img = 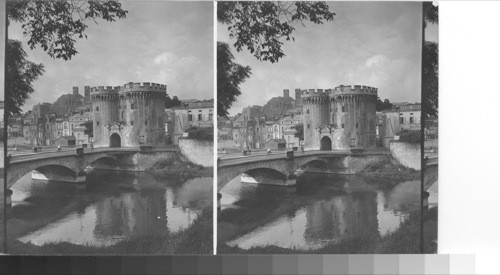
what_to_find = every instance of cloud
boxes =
[365,54,388,67]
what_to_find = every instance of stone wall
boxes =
[178,138,214,167]
[390,141,421,170]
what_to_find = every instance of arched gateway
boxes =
[320,136,332,151]
[110,133,121,148]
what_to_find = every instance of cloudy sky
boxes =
[219,2,430,116]
[7,1,213,112]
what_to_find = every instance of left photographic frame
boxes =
[2,0,214,255]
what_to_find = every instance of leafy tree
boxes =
[217,42,252,117]
[423,2,438,117]
[292,123,303,141]
[165,95,182,108]
[218,1,335,63]
[217,2,335,117]
[81,120,93,138]
[185,126,214,141]
[5,0,128,116]
[376,98,393,111]
[5,40,45,115]
[398,129,421,144]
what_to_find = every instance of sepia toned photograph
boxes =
[217,1,428,254]
[3,1,214,254]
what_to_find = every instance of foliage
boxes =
[5,40,45,116]
[165,95,182,108]
[376,98,393,111]
[80,120,93,137]
[185,126,213,141]
[398,129,421,144]
[5,0,128,115]
[7,0,128,60]
[218,1,335,63]
[217,42,252,117]
[423,2,438,117]
[423,41,438,118]
[292,123,303,141]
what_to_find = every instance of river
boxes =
[218,173,420,251]
[8,170,212,250]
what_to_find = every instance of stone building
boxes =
[303,85,378,150]
[262,89,296,118]
[91,82,167,148]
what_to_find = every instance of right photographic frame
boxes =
[217,1,437,254]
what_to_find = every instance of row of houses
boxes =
[9,98,215,147]
[8,111,93,147]
[218,102,422,150]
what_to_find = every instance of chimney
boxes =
[283,89,289,98]
[73,86,79,96]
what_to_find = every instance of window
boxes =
[306,109,310,114]
[342,123,345,129]
[410,117,414,124]
[188,114,193,121]
[198,114,202,121]
[122,112,124,119]
[307,124,310,129]
[399,117,404,124]
[145,120,148,126]
[342,106,346,112]
[199,110,202,112]
[209,114,213,120]
[131,103,136,109]
[97,121,100,126]
[131,121,134,125]
[96,106,99,111]
[356,123,359,128]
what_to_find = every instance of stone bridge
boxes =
[7,147,179,189]
[217,151,390,191]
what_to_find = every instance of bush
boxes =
[398,129,421,144]
[185,126,213,141]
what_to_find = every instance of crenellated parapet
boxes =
[90,86,120,101]
[120,82,167,94]
[332,85,378,97]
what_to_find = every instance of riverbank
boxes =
[6,207,213,255]
[356,158,420,181]
[148,155,213,178]
[218,210,420,254]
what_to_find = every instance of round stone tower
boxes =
[91,86,120,147]
[119,82,167,146]
[330,85,378,149]
[302,89,330,150]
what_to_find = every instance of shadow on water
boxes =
[218,173,420,252]
[7,170,212,253]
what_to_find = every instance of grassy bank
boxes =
[218,210,420,254]
[7,207,213,255]
[148,155,212,178]
[357,158,420,181]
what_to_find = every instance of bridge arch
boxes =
[84,155,119,168]
[242,168,288,183]
[320,136,332,151]
[8,163,79,189]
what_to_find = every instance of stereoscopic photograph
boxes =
[217,1,436,254]
[3,1,214,254]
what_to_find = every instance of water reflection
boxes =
[219,174,419,250]
[11,171,212,247]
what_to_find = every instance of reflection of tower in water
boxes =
[93,189,167,241]
[304,192,379,243]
